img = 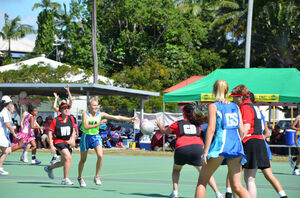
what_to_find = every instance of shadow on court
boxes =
[40,185,79,189]
[120,192,189,198]
[18,181,55,185]
[4,160,45,167]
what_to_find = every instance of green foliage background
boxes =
[1,0,299,115]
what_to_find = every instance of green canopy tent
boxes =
[163,68,300,105]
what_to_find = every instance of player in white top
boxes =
[0,96,17,175]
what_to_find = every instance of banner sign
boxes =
[200,93,279,102]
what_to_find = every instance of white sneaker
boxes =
[31,159,41,165]
[44,166,54,179]
[216,192,224,198]
[0,168,8,175]
[293,168,300,176]
[169,191,178,198]
[61,178,74,185]
[77,178,87,187]
[50,159,56,165]
[289,156,296,169]
[94,176,102,185]
[23,157,28,163]
[20,155,28,163]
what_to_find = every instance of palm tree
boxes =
[208,0,247,39]
[252,0,300,68]
[0,14,35,56]
[176,0,218,17]
[32,0,61,11]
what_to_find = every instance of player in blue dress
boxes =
[195,80,250,198]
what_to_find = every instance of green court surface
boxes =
[0,152,299,198]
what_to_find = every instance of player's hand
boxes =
[50,146,56,154]
[201,153,208,165]
[53,92,59,98]
[131,117,139,124]
[155,119,164,127]
[64,84,70,91]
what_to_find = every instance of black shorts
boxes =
[54,143,72,155]
[242,138,270,169]
[174,144,204,166]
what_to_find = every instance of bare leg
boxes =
[195,156,224,198]
[195,165,221,193]
[49,149,72,178]
[94,145,103,177]
[12,141,25,152]
[30,140,37,155]
[227,157,250,198]
[243,168,257,198]
[78,151,88,178]
[262,167,284,192]
[0,147,11,168]
[172,164,183,192]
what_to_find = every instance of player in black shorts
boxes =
[156,104,223,198]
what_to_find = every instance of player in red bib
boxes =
[44,103,76,185]
[230,85,286,198]
[156,104,223,198]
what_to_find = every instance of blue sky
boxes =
[0,0,70,41]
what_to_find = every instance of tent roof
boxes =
[0,83,159,99]
[163,76,205,93]
[163,68,300,104]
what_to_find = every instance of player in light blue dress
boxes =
[195,80,251,198]
[207,101,247,164]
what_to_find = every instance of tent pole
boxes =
[163,102,165,152]
[273,106,276,128]
[86,91,90,109]
[291,106,294,125]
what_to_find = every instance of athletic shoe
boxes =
[31,159,41,165]
[50,159,56,165]
[94,176,102,185]
[77,178,87,187]
[0,168,8,175]
[216,192,224,198]
[293,168,300,176]
[44,166,54,179]
[61,178,74,185]
[289,156,296,169]
[20,155,29,163]
[23,156,29,163]
[169,191,178,198]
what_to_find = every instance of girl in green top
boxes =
[77,98,138,187]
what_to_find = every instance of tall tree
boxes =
[32,0,61,58]
[252,0,300,68]
[0,13,35,56]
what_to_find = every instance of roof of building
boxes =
[0,37,35,53]
[163,76,205,93]
[0,83,160,99]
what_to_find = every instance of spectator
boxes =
[41,116,52,148]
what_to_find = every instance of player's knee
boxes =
[65,155,72,163]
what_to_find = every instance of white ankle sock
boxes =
[278,190,286,197]
[226,187,232,193]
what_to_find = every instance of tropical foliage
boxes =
[0,0,299,113]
